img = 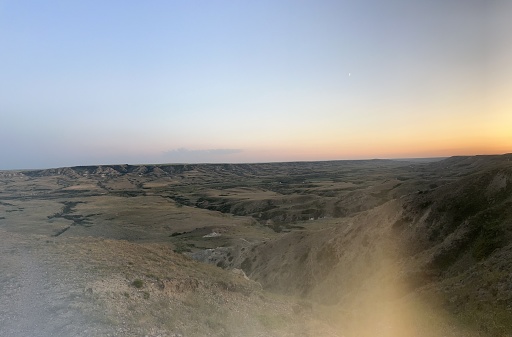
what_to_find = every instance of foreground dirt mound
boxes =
[0,230,336,337]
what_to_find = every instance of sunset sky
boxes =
[1,0,510,169]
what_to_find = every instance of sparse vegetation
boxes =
[173,242,192,253]
[2,154,512,336]
[131,279,144,289]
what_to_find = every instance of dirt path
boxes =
[0,233,110,337]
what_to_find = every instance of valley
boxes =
[1,154,512,336]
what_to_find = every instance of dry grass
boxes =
[2,155,512,336]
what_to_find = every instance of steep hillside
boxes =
[0,229,336,337]
[221,155,512,336]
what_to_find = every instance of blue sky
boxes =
[1,0,510,169]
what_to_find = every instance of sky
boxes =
[0,0,511,169]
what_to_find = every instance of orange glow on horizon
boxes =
[241,133,511,163]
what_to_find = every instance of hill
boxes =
[1,154,511,336]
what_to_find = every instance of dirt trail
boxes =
[0,233,110,337]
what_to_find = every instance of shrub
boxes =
[132,279,144,288]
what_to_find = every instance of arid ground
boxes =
[1,154,512,336]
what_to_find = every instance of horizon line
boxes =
[4,153,512,172]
